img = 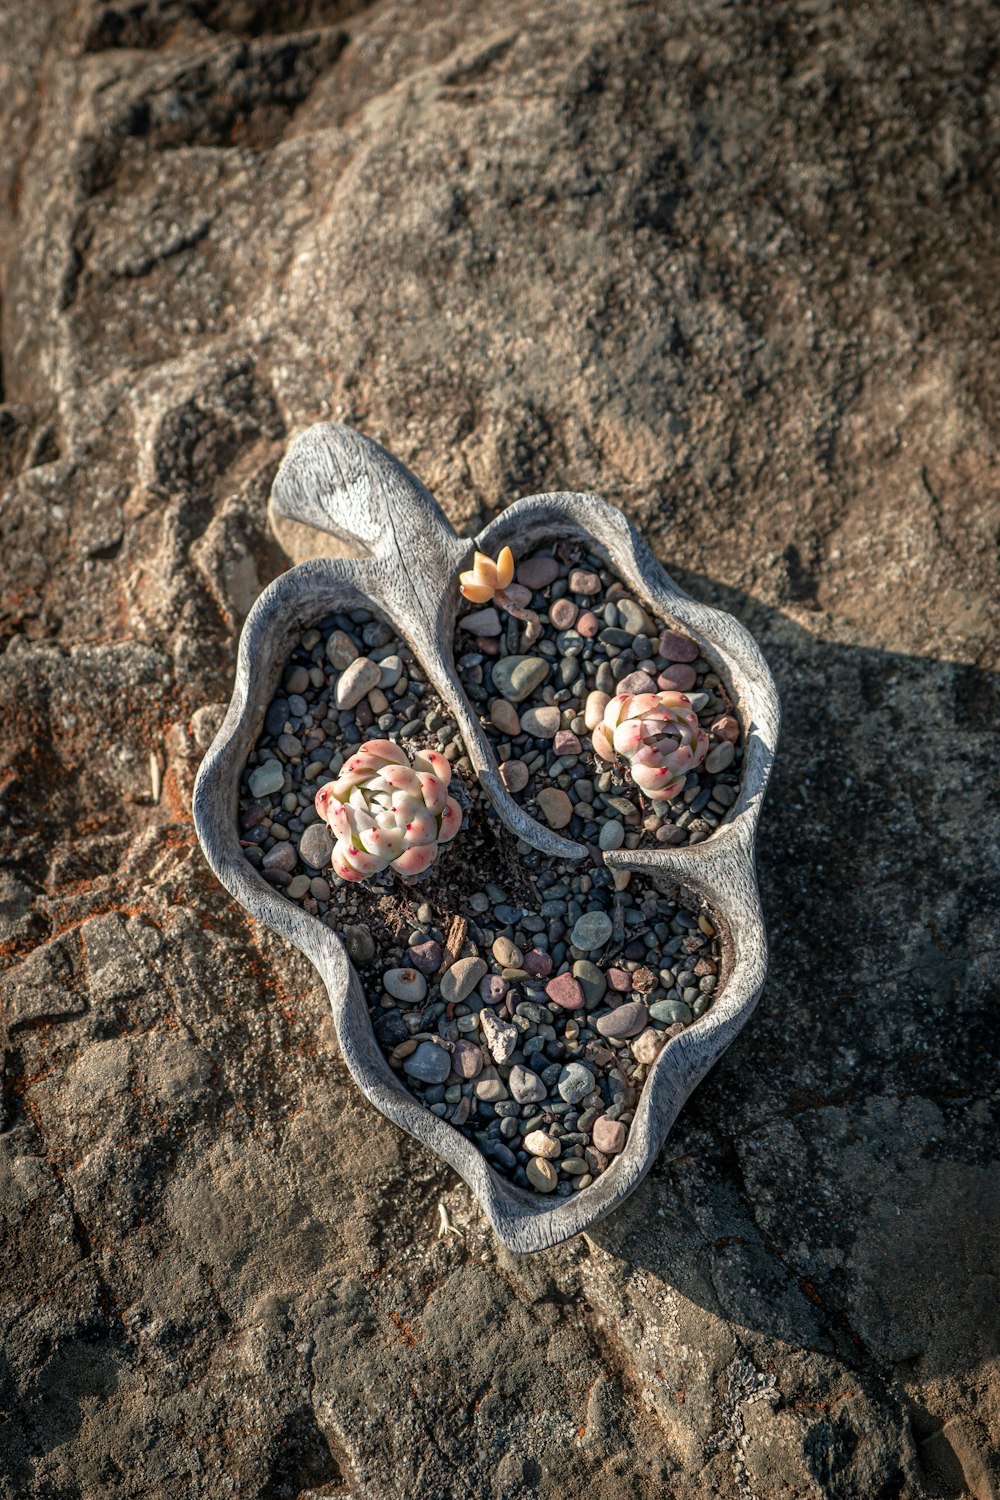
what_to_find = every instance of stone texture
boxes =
[0,2,997,1496]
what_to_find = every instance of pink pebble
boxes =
[659,630,699,662]
[523,948,553,978]
[545,972,585,1010]
[592,1115,627,1154]
[607,967,631,992]
[476,635,500,656]
[479,974,510,1005]
[576,611,600,638]
[553,729,582,755]
[658,664,697,692]
[451,1040,484,1079]
[711,715,740,744]
[569,569,601,595]
[408,939,443,975]
[517,556,560,590]
[617,670,657,695]
[549,598,578,630]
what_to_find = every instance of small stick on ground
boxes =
[440,915,468,972]
[437,1202,463,1240]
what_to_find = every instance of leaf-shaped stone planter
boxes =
[193,424,780,1252]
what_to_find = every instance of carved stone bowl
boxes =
[193,424,780,1252]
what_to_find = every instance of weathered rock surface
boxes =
[1,2,997,1497]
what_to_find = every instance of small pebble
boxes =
[460,607,502,636]
[262,843,296,872]
[408,939,443,975]
[658,664,697,692]
[509,1065,547,1104]
[524,1130,561,1159]
[440,957,487,1003]
[711,715,740,744]
[549,598,578,629]
[596,1001,648,1039]
[617,670,657,695]
[553,729,582,755]
[474,1067,508,1102]
[649,999,693,1024]
[592,1115,627,1154]
[584,690,610,730]
[248,762,284,799]
[451,1040,484,1079]
[558,1062,596,1104]
[336,657,381,709]
[568,569,601,595]
[403,1041,452,1085]
[383,967,427,1004]
[298,822,334,870]
[490,700,521,735]
[492,936,523,968]
[705,740,736,773]
[598,820,625,851]
[572,960,606,1005]
[545,973,585,1010]
[631,1028,666,1064]
[491,655,549,703]
[523,948,553,977]
[480,1008,519,1064]
[536,788,573,829]
[526,1158,559,1193]
[658,630,699,662]
[342,925,375,964]
[479,973,510,1005]
[521,705,561,739]
[517,555,560,589]
[570,911,613,951]
[500,760,530,793]
[326,631,359,669]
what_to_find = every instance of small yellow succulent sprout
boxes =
[459,546,515,604]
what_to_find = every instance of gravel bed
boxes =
[453,542,743,848]
[236,610,463,920]
[351,853,722,1197]
[236,608,723,1195]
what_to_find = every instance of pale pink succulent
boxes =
[314,740,462,882]
[592,691,708,801]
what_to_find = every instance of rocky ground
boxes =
[1,1,997,1497]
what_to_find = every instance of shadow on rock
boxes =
[588,570,998,1409]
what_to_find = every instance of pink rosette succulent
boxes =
[592,691,708,801]
[314,740,462,882]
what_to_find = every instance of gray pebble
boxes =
[704,740,736,774]
[248,762,285,799]
[298,822,334,870]
[570,911,613,951]
[403,1041,452,1085]
[557,1062,596,1104]
[509,1065,548,1104]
